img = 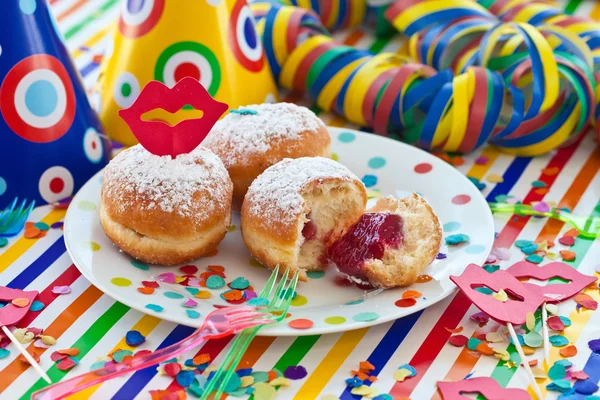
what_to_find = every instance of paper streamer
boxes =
[250,0,599,156]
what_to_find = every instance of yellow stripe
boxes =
[0,209,66,273]
[69,314,162,400]
[293,328,368,399]
[466,147,500,180]
[591,2,600,20]
[528,273,600,398]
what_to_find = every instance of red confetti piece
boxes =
[575,293,598,310]
[50,351,68,362]
[559,345,577,358]
[207,265,225,273]
[444,326,464,334]
[558,236,575,246]
[24,227,42,239]
[448,335,469,347]
[395,298,417,308]
[560,250,576,261]
[547,316,565,331]
[179,265,198,274]
[56,357,77,371]
[288,319,314,330]
[142,281,160,288]
[163,362,181,377]
[571,371,589,380]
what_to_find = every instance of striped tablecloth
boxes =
[2,0,600,399]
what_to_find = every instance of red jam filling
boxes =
[328,213,403,281]
[301,213,317,241]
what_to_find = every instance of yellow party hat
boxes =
[93,0,278,145]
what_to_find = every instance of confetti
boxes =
[492,289,508,302]
[548,363,566,380]
[58,348,80,357]
[444,326,463,334]
[467,177,486,191]
[137,287,154,295]
[515,240,534,249]
[448,335,468,347]
[0,348,9,359]
[470,312,489,324]
[176,370,195,387]
[531,180,547,188]
[253,382,276,400]
[574,293,597,310]
[395,298,417,307]
[284,365,307,380]
[182,298,198,308]
[145,304,163,312]
[494,349,510,361]
[526,312,536,330]
[467,338,481,351]
[546,379,572,393]
[476,343,495,355]
[546,304,559,315]
[40,335,56,346]
[532,202,550,213]
[532,367,547,379]
[179,265,198,275]
[195,290,211,299]
[56,357,77,371]
[560,250,576,261]
[549,335,569,347]
[24,227,42,239]
[186,310,200,319]
[521,243,538,255]
[475,156,488,165]
[445,234,469,245]
[157,272,176,284]
[503,361,517,369]
[547,316,565,331]
[393,369,412,382]
[0,238,8,248]
[112,349,133,363]
[29,300,44,312]
[564,228,580,237]
[142,281,160,288]
[269,377,290,387]
[486,332,504,343]
[525,254,543,264]
[50,351,67,362]
[125,330,146,347]
[524,332,543,348]
[11,298,29,308]
[230,277,250,290]
[559,345,577,358]
[574,379,599,394]
[589,339,600,352]
[486,173,504,183]
[483,264,500,273]
[13,329,34,343]
[571,371,589,380]
[558,236,575,246]
[206,275,225,289]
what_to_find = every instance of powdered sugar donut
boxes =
[241,157,367,281]
[204,103,331,209]
[328,193,442,288]
[100,144,233,265]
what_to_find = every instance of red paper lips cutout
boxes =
[438,377,530,400]
[119,77,228,158]
[450,264,545,325]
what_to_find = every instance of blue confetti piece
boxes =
[186,310,201,319]
[34,222,49,231]
[125,330,146,347]
[515,240,534,249]
[548,363,566,380]
[185,287,199,296]
[186,385,204,397]
[90,360,107,370]
[467,338,481,351]
[549,335,569,347]
[0,348,9,359]
[176,370,196,387]
[474,287,493,294]
[445,233,470,245]
[509,334,525,346]
[230,108,257,115]
[145,303,163,312]
[345,377,363,387]
[521,244,538,254]
[30,300,44,312]
[483,264,500,273]
[248,298,268,307]
[467,176,486,191]
[206,275,225,289]
[436,253,447,260]
[372,395,394,400]
[546,379,573,393]
[557,390,577,400]
[224,374,242,393]
[398,364,417,377]
[574,379,599,395]
[230,277,250,290]
[554,359,573,368]
[237,368,253,377]
[525,254,544,264]
[184,359,197,368]
[112,350,133,363]
[559,316,572,327]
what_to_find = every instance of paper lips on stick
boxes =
[95,0,277,146]
[0,0,110,208]
[437,377,531,400]
[119,78,228,158]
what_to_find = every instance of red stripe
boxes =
[19,264,81,328]
[389,139,581,398]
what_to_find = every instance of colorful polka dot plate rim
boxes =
[63,127,494,336]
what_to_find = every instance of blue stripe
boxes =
[7,237,66,289]
[111,324,196,399]
[485,156,532,202]
[339,312,421,399]
[79,61,99,78]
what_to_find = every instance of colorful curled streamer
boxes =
[250,0,600,156]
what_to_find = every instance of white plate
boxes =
[64,127,494,336]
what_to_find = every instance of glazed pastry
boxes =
[328,193,442,288]
[100,145,233,265]
[241,157,367,281]
[204,103,331,209]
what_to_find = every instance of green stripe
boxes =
[22,302,130,399]
[64,0,120,40]
[369,34,395,55]
[480,199,600,395]
[564,0,582,15]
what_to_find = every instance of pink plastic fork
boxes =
[31,306,273,400]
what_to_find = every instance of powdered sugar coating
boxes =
[203,103,325,167]
[102,144,230,220]
[246,157,363,225]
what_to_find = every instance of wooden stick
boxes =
[2,325,51,383]
[506,322,543,400]
[541,302,550,370]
